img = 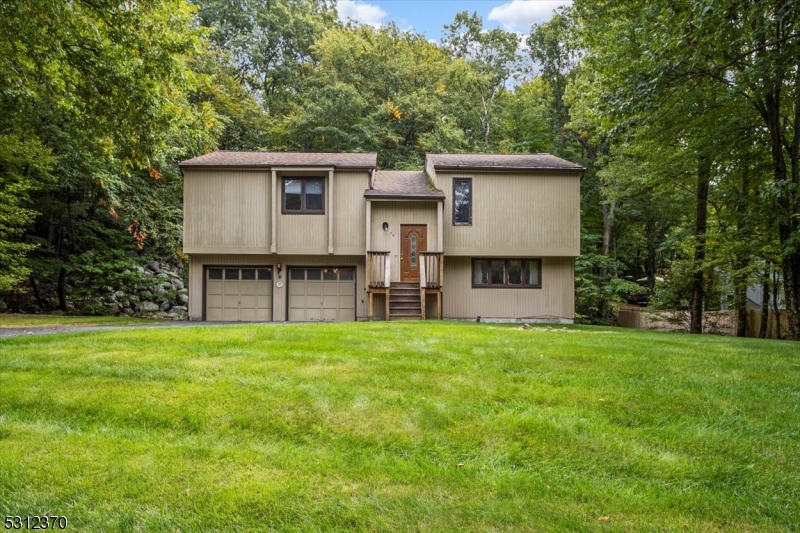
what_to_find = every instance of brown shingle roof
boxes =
[365,171,444,201]
[426,153,584,171]
[179,151,378,169]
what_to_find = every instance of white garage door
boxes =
[288,267,356,321]
[206,267,273,321]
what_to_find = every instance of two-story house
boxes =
[179,151,583,322]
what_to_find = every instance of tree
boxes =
[442,12,522,149]
[0,0,222,309]
[574,0,800,339]
[194,0,336,114]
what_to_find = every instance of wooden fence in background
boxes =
[618,304,788,339]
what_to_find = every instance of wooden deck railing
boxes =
[367,251,391,288]
[420,252,443,289]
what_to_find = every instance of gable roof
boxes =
[179,151,378,169]
[365,171,445,201]
[426,153,584,172]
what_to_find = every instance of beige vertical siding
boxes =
[184,169,368,255]
[333,171,369,254]
[188,254,367,321]
[369,201,439,283]
[275,170,368,254]
[437,171,581,257]
[183,170,270,253]
[442,257,574,320]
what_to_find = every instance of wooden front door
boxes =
[400,225,427,282]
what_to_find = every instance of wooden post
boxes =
[369,292,374,321]
[385,288,390,320]
[437,292,442,320]
[366,252,372,287]
[421,288,426,320]
[439,254,444,289]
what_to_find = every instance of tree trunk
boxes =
[734,270,748,337]
[773,269,783,340]
[29,273,45,311]
[761,89,799,340]
[690,155,711,334]
[57,266,67,312]
[597,197,617,321]
[733,169,750,337]
[645,210,657,290]
[760,269,770,339]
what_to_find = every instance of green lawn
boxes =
[0,314,162,328]
[1,322,798,532]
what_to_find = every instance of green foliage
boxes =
[0,135,55,292]
[575,231,641,322]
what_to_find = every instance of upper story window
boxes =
[283,177,324,214]
[453,178,472,225]
[472,259,542,288]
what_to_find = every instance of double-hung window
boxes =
[472,259,542,288]
[283,177,324,214]
[453,178,472,225]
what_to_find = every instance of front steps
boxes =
[389,282,421,320]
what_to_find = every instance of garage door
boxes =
[288,267,356,321]
[206,267,273,321]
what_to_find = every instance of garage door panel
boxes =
[207,281,223,295]
[339,281,355,295]
[257,283,271,296]
[305,282,322,296]
[206,267,273,322]
[222,308,240,321]
[240,282,257,295]
[322,283,339,295]
[287,266,356,322]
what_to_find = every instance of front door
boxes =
[400,225,427,282]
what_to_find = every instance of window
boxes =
[283,177,324,214]
[453,178,472,225]
[472,259,541,288]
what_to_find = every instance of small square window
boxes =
[323,268,337,281]
[306,268,322,280]
[258,269,272,281]
[290,269,305,280]
[283,177,325,214]
[208,268,223,280]
[225,269,239,280]
[241,269,256,280]
[339,268,355,281]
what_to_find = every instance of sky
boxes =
[336,0,572,40]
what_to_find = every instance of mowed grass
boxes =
[0,314,161,328]
[1,323,799,532]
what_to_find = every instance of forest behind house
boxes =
[1,0,799,339]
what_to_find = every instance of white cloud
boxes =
[337,0,387,28]
[488,0,572,32]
